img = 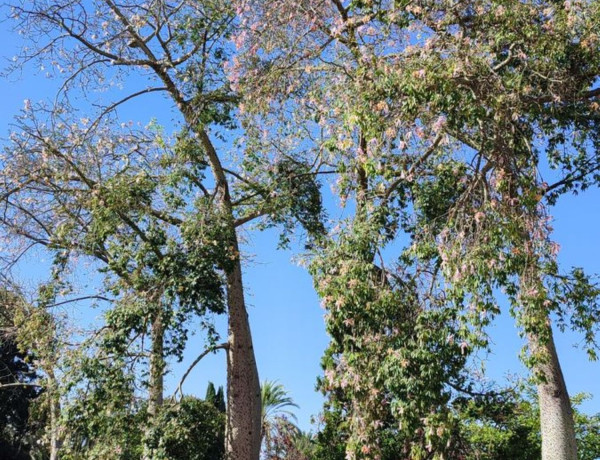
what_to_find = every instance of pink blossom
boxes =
[325,369,335,384]
[432,115,447,132]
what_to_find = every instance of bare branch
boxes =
[0,382,43,390]
[174,342,228,399]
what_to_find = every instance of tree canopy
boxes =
[1,0,599,459]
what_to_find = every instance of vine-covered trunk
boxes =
[225,248,261,460]
[143,312,165,460]
[148,313,165,416]
[529,324,577,460]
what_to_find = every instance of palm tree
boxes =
[260,380,299,452]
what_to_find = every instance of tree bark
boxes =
[529,324,578,460]
[190,126,262,459]
[143,311,165,460]
[225,250,262,460]
[48,371,62,460]
[148,312,165,416]
[49,399,61,460]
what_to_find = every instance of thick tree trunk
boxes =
[191,127,261,459]
[529,324,577,460]
[225,251,262,460]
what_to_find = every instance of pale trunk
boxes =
[508,168,578,460]
[49,398,61,460]
[529,324,577,460]
[225,250,262,460]
[48,371,62,460]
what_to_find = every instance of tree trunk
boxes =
[189,127,261,458]
[148,312,165,416]
[48,371,62,460]
[49,398,61,460]
[529,323,577,460]
[225,250,262,460]
[143,312,165,460]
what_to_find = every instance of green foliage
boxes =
[145,397,225,460]
[0,288,45,460]
[453,391,542,460]
[215,387,226,413]
[311,407,347,460]
[310,214,471,458]
[205,381,217,405]
[261,380,301,456]
[453,389,600,460]
[312,383,600,460]
[61,394,226,460]
[261,380,299,424]
[60,358,141,460]
[573,394,600,460]
[237,146,327,248]
[205,381,226,413]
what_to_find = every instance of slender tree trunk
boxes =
[148,312,165,416]
[48,371,62,460]
[529,323,577,460]
[143,312,165,460]
[49,398,61,460]
[225,248,262,460]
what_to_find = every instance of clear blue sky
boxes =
[1,12,598,434]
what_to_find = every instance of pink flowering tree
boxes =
[1,1,324,458]
[233,0,600,458]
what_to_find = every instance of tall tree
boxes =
[234,0,600,457]
[2,1,323,457]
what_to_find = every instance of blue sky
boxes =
[1,12,599,434]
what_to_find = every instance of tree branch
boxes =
[174,342,228,399]
[0,382,43,390]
